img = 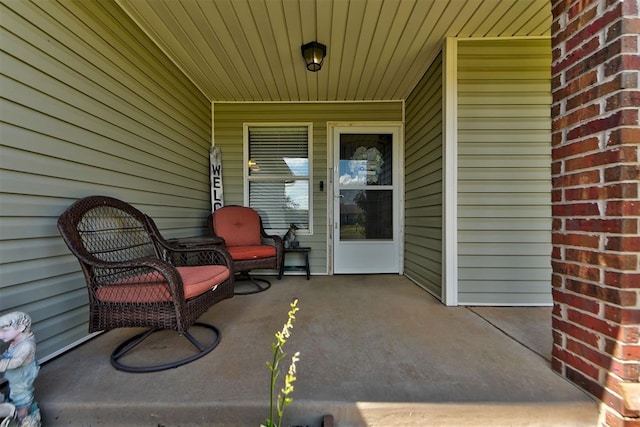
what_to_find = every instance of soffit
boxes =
[116,0,551,102]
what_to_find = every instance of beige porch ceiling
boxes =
[115,0,551,102]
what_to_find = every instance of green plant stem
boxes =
[268,350,279,426]
[265,299,299,427]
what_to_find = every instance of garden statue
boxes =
[0,312,41,427]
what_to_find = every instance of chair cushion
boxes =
[227,245,276,261]
[96,265,230,303]
[213,206,262,247]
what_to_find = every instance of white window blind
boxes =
[247,125,310,231]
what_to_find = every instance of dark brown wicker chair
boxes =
[208,206,283,295]
[57,195,234,372]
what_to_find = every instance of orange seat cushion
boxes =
[227,245,276,261]
[96,265,230,303]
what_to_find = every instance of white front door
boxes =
[332,125,402,274]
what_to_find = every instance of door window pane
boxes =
[339,134,392,186]
[339,190,393,240]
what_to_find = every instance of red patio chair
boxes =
[208,206,283,295]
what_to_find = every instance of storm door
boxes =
[332,125,401,273]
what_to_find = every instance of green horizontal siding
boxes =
[1,1,212,360]
[404,52,444,298]
[457,38,552,306]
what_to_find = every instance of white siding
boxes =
[404,52,444,298]
[1,1,212,360]
[213,102,403,275]
[456,38,552,305]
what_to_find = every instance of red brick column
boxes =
[550,0,640,425]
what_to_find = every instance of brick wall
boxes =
[550,0,640,425]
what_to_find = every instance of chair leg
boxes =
[110,322,221,373]
[233,272,271,295]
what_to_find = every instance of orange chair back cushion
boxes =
[213,206,262,247]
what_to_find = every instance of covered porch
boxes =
[34,275,597,426]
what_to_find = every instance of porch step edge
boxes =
[41,399,599,426]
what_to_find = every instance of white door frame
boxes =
[327,122,404,275]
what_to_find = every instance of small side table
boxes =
[279,247,311,280]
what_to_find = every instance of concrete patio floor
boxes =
[33,275,598,426]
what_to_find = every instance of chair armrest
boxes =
[144,214,233,272]
[158,240,234,273]
[260,233,283,249]
[260,234,284,267]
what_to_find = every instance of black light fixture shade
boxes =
[301,41,326,72]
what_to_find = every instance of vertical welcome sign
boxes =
[210,146,224,211]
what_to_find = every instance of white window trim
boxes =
[243,122,314,235]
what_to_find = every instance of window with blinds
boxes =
[246,125,311,231]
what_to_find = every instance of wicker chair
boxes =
[57,195,234,372]
[208,206,283,295]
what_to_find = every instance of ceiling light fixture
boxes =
[301,41,326,72]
